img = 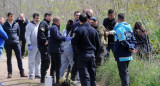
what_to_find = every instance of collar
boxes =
[44,19,50,24]
[52,23,60,28]
[80,23,90,26]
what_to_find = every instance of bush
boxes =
[97,56,160,86]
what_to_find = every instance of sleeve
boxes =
[0,25,8,40]
[38,23,48,44]
[71,29,80,47]
[25,24,31,45]
[51,27,65,42]
[116,28,131,49]
[17,24,20,37]
[95,32,100,55]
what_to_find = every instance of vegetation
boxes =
[0,0,159,85]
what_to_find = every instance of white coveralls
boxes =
[25,22,41,76]
[60,29,74,78]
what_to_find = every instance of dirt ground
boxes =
[0,53,81,86]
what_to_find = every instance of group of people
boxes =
[0,8,151,86]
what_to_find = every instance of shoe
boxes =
[40,78,44,83]
[20,73,28,77]
[29,75,34,79]
[35,75,41,79]
[56,83,61,86]
[7,74,12,78]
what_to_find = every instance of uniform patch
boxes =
[41,27,45,31]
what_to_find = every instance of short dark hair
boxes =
[44,12,52,18]
[74,11,80,15]
[86,12,92,19]
[33,13,39,18]
[108,9,114,14]
[118,13,125,21]
[79,13,88,23]
[7,12,14,17]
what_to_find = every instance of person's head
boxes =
[44,12,52,22]
[87,9,94,17]
[79,13,88,24]
[33,13,40,23]
[66,19,74,31]
[53,17,60,26]
[74,11,81,20]
[19,13,25,20]
[118,13,125,23]
[89,17,98,27]
[108,9,115,20]
[0,17,5,25]
[86,12,92,22]
[133,22,147,35]
[7,12,14,21]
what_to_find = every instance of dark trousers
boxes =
[50,53,61,83]
[39,46,50,82]
[5,44,24,75]
[117,61,130,86]
[78,53,96,86]
[71,49,78,80]
[106,44,114,59]
[20,36,26,56]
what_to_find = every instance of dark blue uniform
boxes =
[72,23,100,86]
[48,23,66,83]
[37,19,50,83]
[15,18,29,56]
[3,20,24,75]
[70,21,80,80]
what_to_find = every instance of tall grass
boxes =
[97,55,160,86]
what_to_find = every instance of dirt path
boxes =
[0,53,81,86]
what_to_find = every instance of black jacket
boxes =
[3,20,20,45]
[48,23,66,54]
[15,18,29,39]
[71,23,100,55]
[37,19,50,47]
[103,18,117,44]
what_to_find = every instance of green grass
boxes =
[97,54,160,86]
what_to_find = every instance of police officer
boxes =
[72,13,100,86]
[3,12,27,78]
[37,12,52,83]
[16,13,29,57]
[103,9,117,60]
[113,13,137,86]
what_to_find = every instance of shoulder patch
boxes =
[41,27,45,31]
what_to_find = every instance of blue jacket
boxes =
[0,24,8,48]
[71,23,100,55]
[3,20,20,45]
[113,22,134,62]
[48,23,66,54]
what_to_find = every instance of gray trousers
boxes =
[60,51,74,78]
[28,46,41,76]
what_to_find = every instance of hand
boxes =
[65,37,72,41]
[105,31,109,36]
[129,49,138,53]
[45,41,48,46]
[28,45,33,50]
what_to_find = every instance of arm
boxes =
[0,25,8,40]
[17,24,20,37]
[51,26,66,42]
[25,24,32,45]
[71,29,80,47]
[38,23,48,45]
